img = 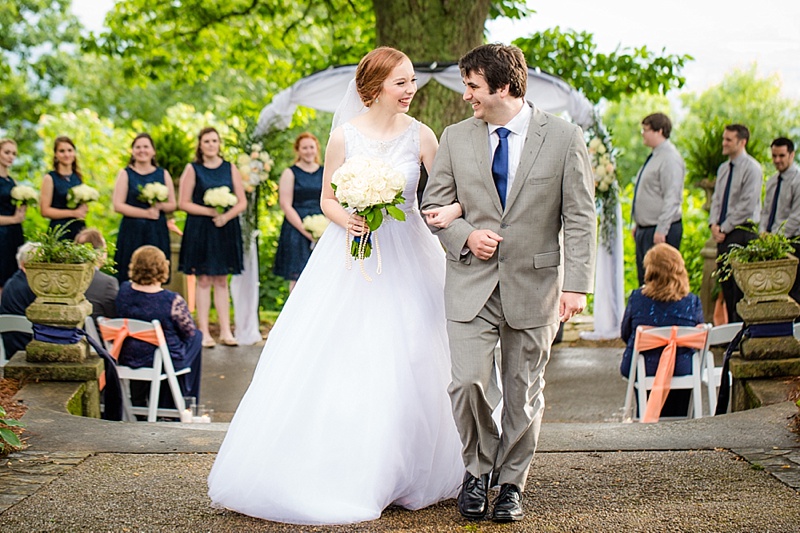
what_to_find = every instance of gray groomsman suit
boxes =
[422,102,596,490]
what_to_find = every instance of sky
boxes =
[72,0,800,99]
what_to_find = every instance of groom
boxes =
[422,44,596,522]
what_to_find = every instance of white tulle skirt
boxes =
[207,211,464,525]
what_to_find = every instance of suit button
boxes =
[499,256,506,262]
[500,223,508,229]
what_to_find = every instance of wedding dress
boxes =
[207,120,464,525]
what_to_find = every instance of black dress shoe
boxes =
[492,483,524,522]
[457,471,490,520]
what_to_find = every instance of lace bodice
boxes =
[343,121,421,212]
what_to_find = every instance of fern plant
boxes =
[27,223,100,265]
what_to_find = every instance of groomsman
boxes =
[630,113,685,286]
[760,137,800,303]
[709,124,763,322]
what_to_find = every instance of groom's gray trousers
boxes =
[447,284,558,491]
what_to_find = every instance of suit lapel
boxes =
[505,104,547,211]
[469,119,504,213]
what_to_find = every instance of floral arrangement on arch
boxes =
[586,117,620,251]
[237,143,273,193]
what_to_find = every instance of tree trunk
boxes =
[373,0,490,136]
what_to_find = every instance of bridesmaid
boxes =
[112,133,177,284]
[0,139,26,295]
[40,136,87,240]
[178,127,246,348]
[273,132,324,292]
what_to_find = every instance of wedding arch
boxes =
[232,63,623,344]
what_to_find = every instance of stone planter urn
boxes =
[732,255,798,303]
[24,262,94,363]
[732,254,800,360]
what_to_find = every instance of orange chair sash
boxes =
[99,319,160,361]
[634,325,708,423]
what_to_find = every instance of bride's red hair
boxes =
[355,47,409,108]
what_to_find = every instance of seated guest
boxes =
[116,245,202,408]
[75,228,118,320]
[0,242,39,357]
[620,244,704,417]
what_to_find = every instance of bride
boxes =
[207,47,465,525]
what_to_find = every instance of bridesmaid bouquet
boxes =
[302,214,329,241]
[10,184,38,207]
[66,184,100,208]
[203,186,238,213]
[331,156,406,280]
[137,182,169,206]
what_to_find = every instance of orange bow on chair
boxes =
[99,318,162,361]
[634,325,709,423]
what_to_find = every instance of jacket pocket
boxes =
[533,250,561,269]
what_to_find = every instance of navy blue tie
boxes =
[492,127,511,208]
[718,162,734,225]
[630,153,653,223]
[767,174,783,232]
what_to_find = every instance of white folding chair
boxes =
[794,322,800,339]
[97,317,189,422]
[83,315,102,354]
[700,322,741,415]
[623,324,710,422]
[0,314,33,366]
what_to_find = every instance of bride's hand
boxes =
[346,214,368,236]
[423,202,463,229]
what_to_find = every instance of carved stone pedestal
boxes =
[736,299,800,360]
[24,262,94,363]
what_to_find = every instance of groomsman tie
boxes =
[718,162,734,225]
[492,127,511,209]
[766,174,783,232]
[630,153,653,224]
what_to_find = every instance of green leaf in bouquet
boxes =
[368,209,383,232]
[385,205,405,221]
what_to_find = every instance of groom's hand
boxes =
[467,230,503,260]
[559,291,586,322]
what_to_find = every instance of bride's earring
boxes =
[375,97,380,104]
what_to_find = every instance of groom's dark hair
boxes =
[459,44,527,98]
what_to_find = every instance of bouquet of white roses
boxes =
[302,214,329,240]
[137,182,169,206]
[331,156,406,280]
[66,184,100,208]
[203,186,238,214]
[237,143,274,193]
[10,184,38,207]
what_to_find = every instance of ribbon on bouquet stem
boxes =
[345,227,382,282]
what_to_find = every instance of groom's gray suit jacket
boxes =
[422,103,596,329]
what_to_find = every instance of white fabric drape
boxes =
[231,230,262,345]
[255,65,594,136]
[580,202,625,340]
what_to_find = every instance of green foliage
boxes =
[0,404,24,453]
[0,1,82,152]
[28,224,101,265]
[680,189,710,296]
[87,0,373,91]
[513,27,692,104]
[602,92,673,187]
[677,66,800,171]
[682,119,730,186]
[716,227,800,281]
